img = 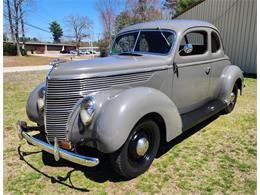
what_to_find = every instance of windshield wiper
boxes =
[118,52,142,56]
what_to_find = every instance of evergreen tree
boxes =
[49,21,63,43]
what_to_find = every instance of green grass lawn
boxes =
[4,71,256,194]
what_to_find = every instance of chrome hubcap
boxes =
[136,137,149,157]
[230,92,235,104]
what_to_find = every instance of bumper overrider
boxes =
[17,120,99,167]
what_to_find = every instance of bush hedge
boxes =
[4,43,17,56]
[4,43,27,56]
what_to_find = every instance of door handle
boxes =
[173,62,179,78]
[205,66,211,75]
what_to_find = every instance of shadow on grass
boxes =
[17,145,90,192]
[157,114,219,157]
[17,114,220,191]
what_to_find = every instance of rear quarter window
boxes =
[211,31,221,53]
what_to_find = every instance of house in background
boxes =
[4,41,76,55]
[175,0,256,74]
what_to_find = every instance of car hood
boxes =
[49,55,172,79]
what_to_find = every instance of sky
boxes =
[4,0,125,42]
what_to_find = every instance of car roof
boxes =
[119,19,218,34]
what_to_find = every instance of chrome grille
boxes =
[45,71,153,141]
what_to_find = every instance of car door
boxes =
[171,28,211,114]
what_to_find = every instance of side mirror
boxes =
[183,43,193,54]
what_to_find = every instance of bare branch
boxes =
[96,0,118,40]
[66,15,93,55]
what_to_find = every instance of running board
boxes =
[181,99,226,132]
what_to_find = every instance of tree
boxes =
[176,0,200,14]
[49,21,63,43]
[127,0,163,22]
[18,36,40,42]
[96,0,119,57]
[98,38,110,57]
[4,0,26,56]
[13,0,22,56]
[162,0,199,18]
[19,0,25,48]
[162,0,177,19]
[114,0,163,34]
[98,0,164,56]
[96,0,118,42]
[66,15,93,55]
[114,11,132,34]
[3,33,9,41]
[5,0,15,43]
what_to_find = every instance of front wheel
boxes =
[110,119,160,179]
[222,84,238,114]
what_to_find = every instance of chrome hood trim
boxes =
[49,54,172,80]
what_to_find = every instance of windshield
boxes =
[111,30,176,55]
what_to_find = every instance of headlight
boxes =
[80,96,95,126]
[37,87,46,112]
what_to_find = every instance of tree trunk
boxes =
[14,0,21,56]
[76,42,80,56]
[6,0,15,43]
[76,36,80,56]
[19,0,25,50]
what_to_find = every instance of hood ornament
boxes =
[47,59,66,79]
[49,58,66,67]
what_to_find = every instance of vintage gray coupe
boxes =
[18,19,244,178]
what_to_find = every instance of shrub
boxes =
[98,38,110,57]
[4,43,17,56]
[4,43,27,56]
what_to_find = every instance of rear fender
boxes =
[219,65,244,104]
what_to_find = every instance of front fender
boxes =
[219,65,244,103]
[67,87,182,153]
[26,82,45,125]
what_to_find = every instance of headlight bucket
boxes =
[80,96,95,126]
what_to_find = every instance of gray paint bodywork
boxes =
[26,19,244,153]
[67,87,182,153]
[26,82,45,125]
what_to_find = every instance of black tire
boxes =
[222,84,238,114]
[110,119,160,179]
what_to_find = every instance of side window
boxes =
[179,30,208,56]
[211,31,221,53]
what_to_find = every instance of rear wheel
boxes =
[222,84,238,114]
[110,119,160,179]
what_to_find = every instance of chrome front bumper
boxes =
[17,121,99,167]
